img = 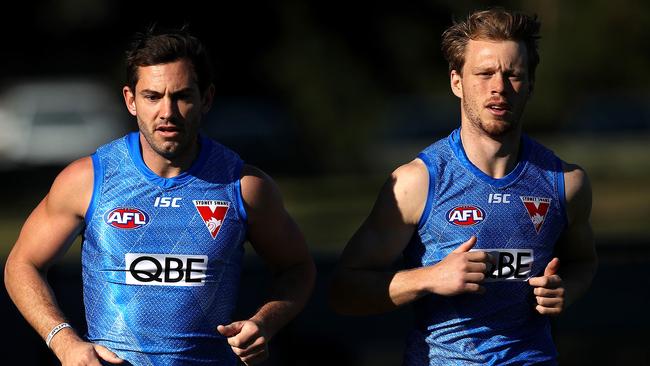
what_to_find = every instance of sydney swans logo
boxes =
[520,196,551,234]
[193,200,230,239]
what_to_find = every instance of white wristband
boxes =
[45,322,72,348]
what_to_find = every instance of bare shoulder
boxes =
[7,156,94,268]
[387,158,429,225]
[562,161,592,224]
[337,159,427,268]
[240,164,282,213]
[47,156,95,218]
[54,156,94,183]
[239,165,308,266]
[392,158,429,188]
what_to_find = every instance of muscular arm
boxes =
[217,165,316,364]
[242,164,316,335]
[329,160,489,315]
[4,157,122,365]
[557,163,597,307]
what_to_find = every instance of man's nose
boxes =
[490,73,506,94]
[159,96,176,120]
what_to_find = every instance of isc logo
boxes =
[447,205,485,226]
[154,197,182,208]
[477,249,534,282]
[488,193,511,204]
[125,253,208,286]
[104,208,150,229]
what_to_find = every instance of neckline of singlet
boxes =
[448,128,530,188]
[126,131,211,189]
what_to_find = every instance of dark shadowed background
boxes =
[1,0,649,364]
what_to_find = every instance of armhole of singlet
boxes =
[556,159,568,227]
[234,160,248,225]
[416,153,437,230]
[84,152,103,225]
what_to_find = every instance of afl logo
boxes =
[104,207,150,229]
[447,205,485,226]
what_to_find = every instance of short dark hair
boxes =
[125,24,214,94]
[441,8,541,83]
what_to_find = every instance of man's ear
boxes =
[123,86,137,116]
[201,84,215,114]
[450,70,463,99]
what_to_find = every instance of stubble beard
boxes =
[139,121,190,160]
[462,96,521,138]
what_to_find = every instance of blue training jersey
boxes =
[402,128,567,365]
[81,132,248,365]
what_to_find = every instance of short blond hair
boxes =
[441,8,541,82]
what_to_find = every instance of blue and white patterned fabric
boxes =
[82,132,248,365]
[403,128,567,365]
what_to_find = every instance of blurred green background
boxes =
[1,0,649,365]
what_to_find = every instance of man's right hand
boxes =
[53,336,123,366]
[425,236,491,296]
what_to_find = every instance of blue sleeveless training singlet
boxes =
[402,128,567,365]
[82,132,247,365]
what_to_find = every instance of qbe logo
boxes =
[447,205,485,226]
[125,253,208,286]
[104,207,150,229]
[472,249,534,282]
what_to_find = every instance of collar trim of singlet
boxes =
[126,131,210,189]
[448,128,530,188]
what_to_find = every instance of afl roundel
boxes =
[447,205,485,226]
[104,207,150,229]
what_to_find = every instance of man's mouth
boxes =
[485,101,511,116]
[156,125,181,137]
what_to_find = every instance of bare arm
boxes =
[529,163,598,315]
[329,160,490,315]
[4,157,122,365]
[557,163,597,306]
[217,164,316,365]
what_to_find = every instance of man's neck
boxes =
[459,123,522,179]
[139,135,199,178]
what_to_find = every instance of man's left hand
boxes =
[528,257,565,316]
[217,320,269,365]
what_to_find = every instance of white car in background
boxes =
[0,79,129,168]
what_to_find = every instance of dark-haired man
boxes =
[330,8,596,365]
[5,27,315,366]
